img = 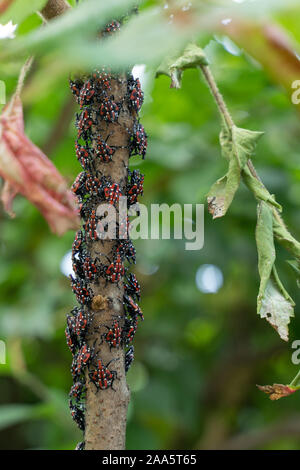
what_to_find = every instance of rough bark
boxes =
[84,76,134,450]
[40,0,142,450]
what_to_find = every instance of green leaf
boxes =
[0,0,47,24]
[242,165,282,210]
[207,123,263,219]
[287,259,300,288]
[273,214,300,258]
[156,43,208,88]
[256,201,276,311]
[256,201,295,341]
[1,0,139,58]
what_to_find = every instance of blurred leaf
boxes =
[0,0,140,58]
[0,62,80,235]
[0,404,40,430]
[220,19,300,110]
[0,0,47,24]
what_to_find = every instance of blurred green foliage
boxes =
[0,0,300,450]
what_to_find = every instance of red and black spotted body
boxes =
[105,253,125,283]
[125,346,134,373]
[69,400,85,431]
[65,321,78,355]
[92,70,112,92]
[85,209,103,241]
[123,316,138,346]
[130,122,147,158]
[118,216,130,240]
[70,275,93,306]
[85,173,102,197]
[123,294,144,321]
[124,273,140,300]
[72,307,91,344]
[83,255,99,282]
[127,169,144,205]
[99,97,120,122]
[103,320,122,349]
[89,359,117,391]
[69,79,83,102]
[127,78,144,112]
[75,141,94,171]
[104,182,122,206]
[71,343,94,381]
[116,239,136,264]
[71,171,87,202]
[103,20,121,35]
[76,108,95,140]
[79,79,96,108]
[94,136,115,163]
[72,230,84,257]
[69,381,86,403]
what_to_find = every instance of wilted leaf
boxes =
[242,165,282,210]
[156,54,183,89]
[256,201,276,311]
[157,43,208,89]
[257,383,298,401]
[207,123,263,219]
[0,63,80,235]
[259,268,294,341]
[287,259,300,288]
[272,213,300,258]
[255,202,294,341]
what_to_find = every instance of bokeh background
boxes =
[0,0,300,450]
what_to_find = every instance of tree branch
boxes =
[200,63,300,260]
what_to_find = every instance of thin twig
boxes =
[199,63,300,259]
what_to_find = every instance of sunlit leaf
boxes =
[0,0,47,24]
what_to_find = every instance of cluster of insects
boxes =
[68,17,147,449]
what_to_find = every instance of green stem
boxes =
[199,63,300,260]
[289,368,300,387]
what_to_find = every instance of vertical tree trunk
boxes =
[41,1,146,450]
[83,74,134,450]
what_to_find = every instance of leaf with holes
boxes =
[256,201,295,341]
